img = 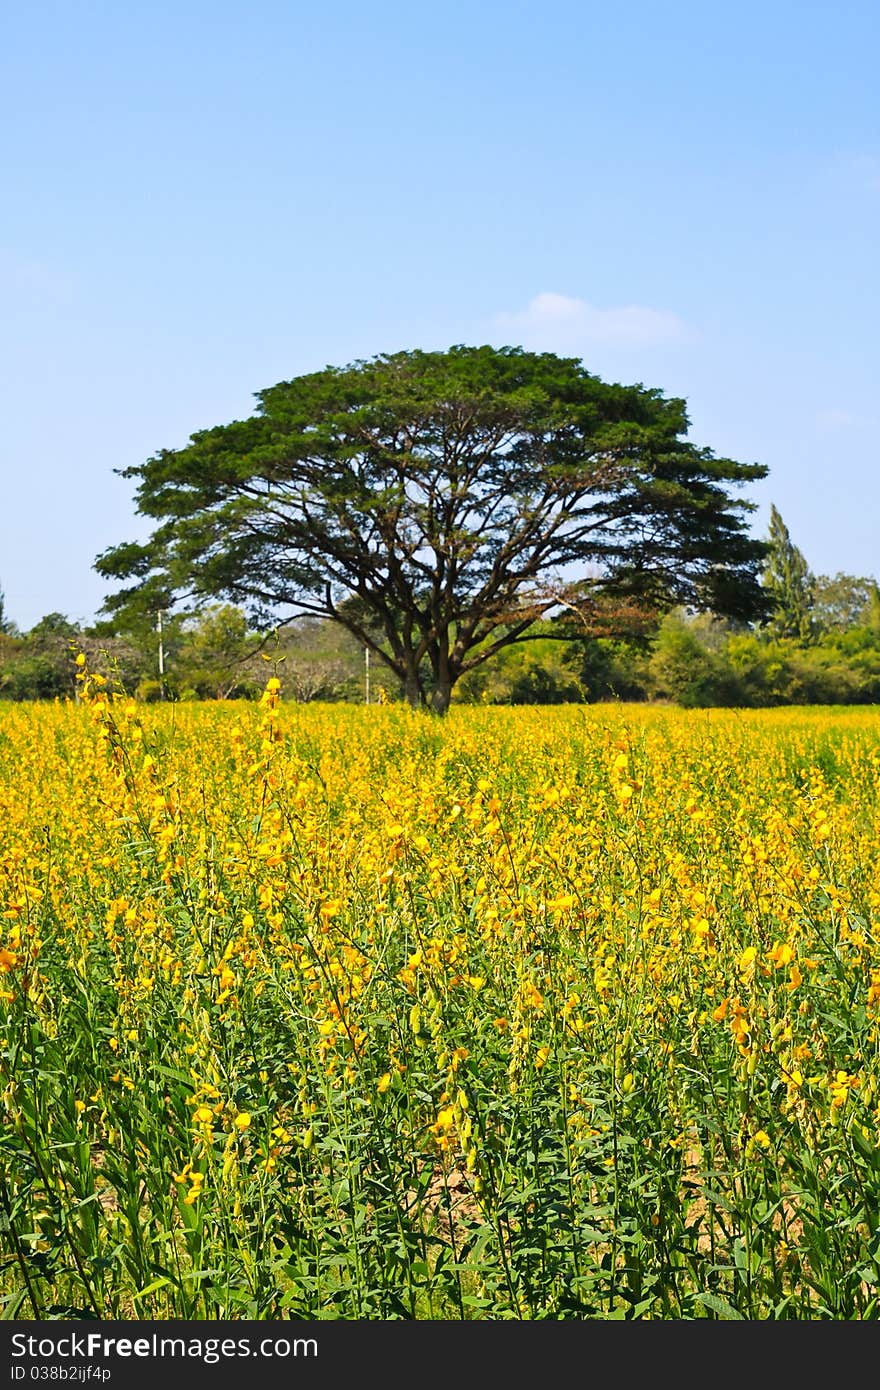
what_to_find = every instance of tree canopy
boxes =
[762,504,814,641]
[96,345,769,711]
[811,572,878,632]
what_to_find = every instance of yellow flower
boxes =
[183,1174,204,1206]
[769,941,793,969]
[547,893,576,913]
[738,946,757,976]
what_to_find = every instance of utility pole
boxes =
[364,646,370,705]
[157,610,165,697]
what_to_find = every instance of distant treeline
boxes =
[1,577,879,709]
[1,507,878,707]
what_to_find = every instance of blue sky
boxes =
[2,0,877,630]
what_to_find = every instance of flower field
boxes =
[2,672,880,1319]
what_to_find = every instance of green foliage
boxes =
[0,615,153,703]
[568,636,651,702]
[275,618,367,703]
[812,573,877,632]
[0,615,79,700]
[649,614,741,708]
[454,636,585,705]
[454,603,880,710]
[96,345,769,712]
[175,604,261,700]
[723,632,874,705]
[27,612,78,642]
[135,679,165,703]
[867,581,880,633]
[762,505,814,641]
[1,653,74,701]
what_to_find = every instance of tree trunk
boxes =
[429,633,454,715]
[430,681,452,715]
[403,659,423,709]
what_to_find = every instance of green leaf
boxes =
[1,1289,28,1320]
[695,1292,745,1320]
[131,1277,173,1303]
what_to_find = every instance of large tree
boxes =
[96,346,769,711]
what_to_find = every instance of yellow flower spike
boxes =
[738,946,757,975]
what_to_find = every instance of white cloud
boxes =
[494,291,698,350]
[816,408,876,429]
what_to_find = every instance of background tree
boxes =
[0,584,21,694]
[0,584,14,636]
[867,581,880,633]
[276,617,366,703]
[762,504,814,641]
[648,610,741,708]
[811,572,876,633]
[454,624,587,705]
[0,613,80,700]
[96,346,769,712]
[176,604,262,699]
